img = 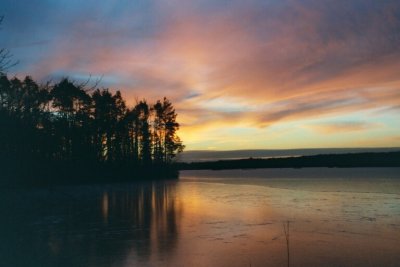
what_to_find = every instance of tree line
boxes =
[0,74,184,183]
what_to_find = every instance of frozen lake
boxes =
[1,168,400,266]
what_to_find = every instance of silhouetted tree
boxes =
[92,89,115,162]
[51,78,92,160]
[0,73,184,183]
[136,100,152,166]
[160,98,184,163]
[0,74,11,109]
[125,107,140,163]
[151,98,184,164]
[112,91,127,161]
[152,100,165,164]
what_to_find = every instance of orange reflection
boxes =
[102,192,109,222]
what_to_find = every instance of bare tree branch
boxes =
[0,16,19,73]
[79,74,104,92]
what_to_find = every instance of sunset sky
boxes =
[2,0,400,150]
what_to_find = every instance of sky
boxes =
[1,0,400,151]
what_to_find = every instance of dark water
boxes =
[1,168,400,267]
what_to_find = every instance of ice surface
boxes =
[1,168,399,267]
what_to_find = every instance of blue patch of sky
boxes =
[44,70,121,88]
[184,91,202,100]
[303,109,392,130]
[0,0,161,64]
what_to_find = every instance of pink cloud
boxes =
[309,121,381,134]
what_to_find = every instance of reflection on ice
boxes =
[1,182,182,267]
[178,168,400,267]
[1,168,399,267]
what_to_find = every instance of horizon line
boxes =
[182,147,400,153]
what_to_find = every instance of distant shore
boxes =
[177,151,400,170]
[179,147,400,162]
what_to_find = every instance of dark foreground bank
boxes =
[177,151,400,170]
[1,158,179,186]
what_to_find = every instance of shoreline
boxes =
[177,151,400,170]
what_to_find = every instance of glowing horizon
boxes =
[2,0,400,150]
